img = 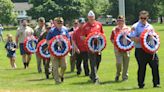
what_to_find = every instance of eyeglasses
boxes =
[74,23,78,24]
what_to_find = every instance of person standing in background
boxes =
[38,22,52,79]
[5,34,17,69]
[0,24,4,42]
[16,19,34,69]
[68,19,79,72]
[73,18,90,76]
[34,17,46,73]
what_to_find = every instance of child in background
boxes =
[5,34,17,69]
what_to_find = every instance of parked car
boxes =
[97,15,116,25]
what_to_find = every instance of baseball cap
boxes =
[78,18,85,23]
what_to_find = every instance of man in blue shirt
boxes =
[46,17,70,84]
[130,10,160,88]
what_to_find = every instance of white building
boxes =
[13,2,32,21]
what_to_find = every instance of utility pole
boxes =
[118,0,125,17]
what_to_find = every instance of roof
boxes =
[14,2,33,11]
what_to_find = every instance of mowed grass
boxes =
[0,24,164,92]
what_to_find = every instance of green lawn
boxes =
[0,24,164,92]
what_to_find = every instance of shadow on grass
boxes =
[65,74,77,79]
[65,71,74,74]
[70,80,93,85]
[0,68,23,71]
[20,72,39,75]
[115,87,148,91]
[100,80,123,85]
[26,78,46,82]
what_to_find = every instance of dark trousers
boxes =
[76,52,89,75]
[89,53,101,82]
[43,59,50,77]
[135,48,160,87]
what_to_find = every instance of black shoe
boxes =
[26,62,29,67]
[139,84,145,89]
[61,77,64,82]
[23,63,26,69]
[77,72,81,76]
[115,76,119,82]
[46,75,49,79]
[139,86,144,89]
[38,70,42,73]
[85,74,89,76]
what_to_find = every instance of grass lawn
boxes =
[0,24,164,92]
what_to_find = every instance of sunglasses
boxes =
[140,17,147,20]
[57,22,63,24]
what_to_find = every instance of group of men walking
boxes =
[14,10,160,88]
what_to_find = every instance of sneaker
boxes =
[154,84,160,88]
[115,76,119,82]
[95,80,100,85]
[122,78,128,81]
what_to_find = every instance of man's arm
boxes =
[72,31,80,54]
[110,30,115,44]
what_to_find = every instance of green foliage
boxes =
[108,0,161,24]
[27,0,82,22]
[80,0,110,17]
[0,0,17,25]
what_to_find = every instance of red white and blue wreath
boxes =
[37,39,50,59]
[24,36,38,54]
[140,29,160,54]
[85,32,106,53]
[114,31,134,51]
[49,35,71,58]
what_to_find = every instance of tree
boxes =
[81,0,110,18]
[0,0,17,25]
[158,1,164,23]
[108,0,161,24]
[27,0,82,22]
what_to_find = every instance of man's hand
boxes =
[131,37,140,43]
[75,48,80,54]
